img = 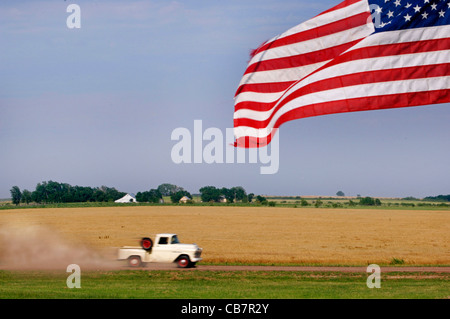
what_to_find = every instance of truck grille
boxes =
[195,249,202,258]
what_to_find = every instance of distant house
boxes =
[179,196,191,203]
[219,195,227,203]
[115,193,138,203]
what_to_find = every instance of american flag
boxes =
[234,0,450,147]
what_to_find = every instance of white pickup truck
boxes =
[117,233,203,268]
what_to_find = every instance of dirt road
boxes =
[143,264,450,273]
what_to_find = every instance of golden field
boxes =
[0,206,448,265]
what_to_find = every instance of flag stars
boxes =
[373,0,448,31]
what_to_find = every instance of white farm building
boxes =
[115,193,138,203]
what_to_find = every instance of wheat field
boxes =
[0,206,448,266]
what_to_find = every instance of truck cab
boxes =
[118,233,203,268]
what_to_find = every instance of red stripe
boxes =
[235,90,450,148]
[235,81,296,96]
[244,39,361,75]
[325,38,450,69]
[250,11,370,59]
[234,63,450,128]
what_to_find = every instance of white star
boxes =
[424,0,430,3]
[422,11,429,19]
[404,13,412,21]
[387,10,394,18]
[413,5,421,12]
[431,3,437,10]
[394,0,401,7]
[405,2,412,8]
[438,10,445,17]
[375,6,383,14]
[448,3,450,9]
[384,0,390,2]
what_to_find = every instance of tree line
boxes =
[136,184,264,204]
[9,182,264,206]
[423,194,450,202]
[10,181,127,205]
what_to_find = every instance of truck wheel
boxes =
[128,256,142,267]
[176,256,191,268]
[140,237,153,251]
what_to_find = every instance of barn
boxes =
[114,193,138,203]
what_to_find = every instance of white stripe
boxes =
[349,25,450,50]
[234,76,450,139]
[235,91,286,106]
[235,49,450,121]
[237,61,329,89]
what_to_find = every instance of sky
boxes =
[1,0,449,199]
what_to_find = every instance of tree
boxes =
[45,180,63,203]
[359,196,374,205]
[231,186,247,202]
[255,195,267,203]
[220,187,235,203]
[199,186,221,202]
[157,183,184,196]
[21,189,32,204]
[300,199,309,206]
[93,188,106,202]
[359,196,381,206]
[10,186,21,206]
[32,182,47,203]
[136,189,163,203]
[97,186,125,202]
[247,193,255,203]
[336,191,345,197]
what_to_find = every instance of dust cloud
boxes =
[0,224,122,270]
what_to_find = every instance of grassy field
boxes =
[0,269,448,299]
[0,206,448,266]
[2,195,450,211]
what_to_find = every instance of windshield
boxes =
[171,235,180,244]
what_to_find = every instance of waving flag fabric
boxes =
[234,0,450,147]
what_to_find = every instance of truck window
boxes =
[158,237,168,245]
[171,235,180,244]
